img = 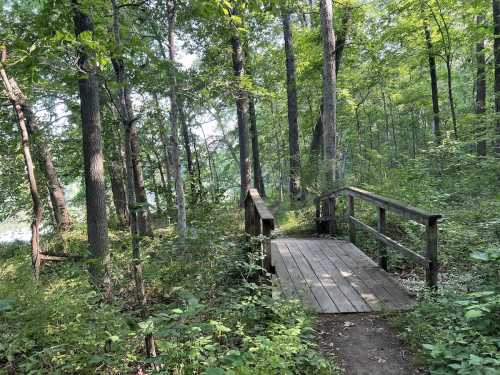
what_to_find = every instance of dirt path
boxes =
[315,313,426,375]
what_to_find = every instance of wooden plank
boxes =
[274,242,321,312]
[350,217,429,267]
[271,244,298,299]
[246,188,274,223]
[286,240,339,313]
[334,241,414,309]
[425,218,439,289]
[313,240,383,311]
[298,240,363,313]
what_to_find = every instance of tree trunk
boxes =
[493,0,500,155]
[424,22,441,144]
[71,0,111,298]
[7,78,72,232]
[282,8,301,201]
[110,1,152,237]
[1,50,43,279]
[231,31,251,206]
[320,0,337,186]
[109,159,129,227]
[248,93,266,198]
[110,0,156,357]
[178,100,196,199]
[445,58,458,138]
[475,15,487,157]
[167,0,187,236]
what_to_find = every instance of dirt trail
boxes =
[315,313,426,375]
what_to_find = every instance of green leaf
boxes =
[464,309,483,319]
[204,368,225,375]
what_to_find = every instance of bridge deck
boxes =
[271,238,415,313]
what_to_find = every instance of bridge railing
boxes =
[314,187,441,288]
[244,188,275,272]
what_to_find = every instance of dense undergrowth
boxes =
[276,139,500,374]
[0,208,332,374]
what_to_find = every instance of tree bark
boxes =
[110,0,152,237]
[1,49,43,279]
[110,0,156,357]
[231,31,251,206]
[178,99,196,199]
[475,15,487,157]
[493,0,500,155]
[320,0,337,185]
[424,22,441,144]
[71,0,111,298]
[248,93,266,197]
[167,0,187,236]
[282,7,301,201]
[109,159,129,227]
[7,79,72,232]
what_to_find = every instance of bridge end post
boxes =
[377,207,388,271]
[347,194,356,244]
[328,197,336,236]
[425,217,439,289]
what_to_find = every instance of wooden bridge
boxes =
[244,187,441,314]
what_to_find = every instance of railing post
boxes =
[328,196,336,236]
[347,194,356,244]
[315,199,321,233]
[262,219,273,273]
[377,207,388,271]
[425,217,439,289]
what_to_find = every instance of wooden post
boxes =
[377,206,388,270]
[315,198,321,233]
[328,196,336,236]
[347,194,356,244]
[425,217,438,289]
[262,219,273,273]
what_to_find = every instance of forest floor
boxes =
[315,313,425,375]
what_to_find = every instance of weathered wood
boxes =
[347,194,356,244]
[262,219,273,273]
[377,207,387,271]
[425,217,439,289]
[246,188,274,222]
[276,242,321,311]
[318,187,442,224]
[328,197,336,235]
[350,217,429,267]
[286,241,338,313]
[271,244,297,298]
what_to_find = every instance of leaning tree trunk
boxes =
[320,0,337,186]
[424,22,441,144]
[0,49,43,278]
[282,7,301,201]
[7,78,72,232]
[475,15,487,157]
[167,0,187,236]
[71,0,112,299]
[494,0,500,156]
[231,31,251,206]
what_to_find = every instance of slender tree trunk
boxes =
[424,22,442,143]
[1,49,43,279]
[110,0,155,355]
[493,0,500,155]
[231,31,251,206]
[320,0,337,186]
[248,93,265,197]
[71,1,111,298]
[110,0,152,237]
[445,59,458,138]
[178,100,196,200]
[167,0,187,236]
[109,159,129,227]
[147,154,162,213]
[476,15,487,157]
[282,8,301,201]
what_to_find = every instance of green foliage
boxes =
[0,209,333,374]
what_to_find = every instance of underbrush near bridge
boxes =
[0,208,332,374]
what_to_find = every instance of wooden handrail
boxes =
[244,188,275,272]
[315,186,441,288]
